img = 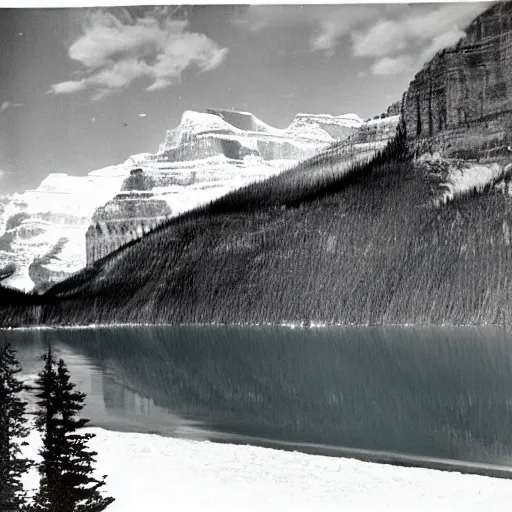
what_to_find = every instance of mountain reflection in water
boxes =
[5,325,512,468]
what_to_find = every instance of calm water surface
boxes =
[4,325,512,467]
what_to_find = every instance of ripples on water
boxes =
[4,325,512,466]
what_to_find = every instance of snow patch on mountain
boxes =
[417,152,512,205]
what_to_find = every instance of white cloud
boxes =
[353,4,483,59]
[49,8,228,100]
[145,78,175,92]
[241,5,311,33]
[353,19,407,58]
[49,80,87,94]
[199,46,229,72]
[242,5,380,55]
[352,2,489,75]
[239,3,490,76]
[371,55,415,76]
[0,101,23,114]
[419,30,466,63]
[310,6,380,56]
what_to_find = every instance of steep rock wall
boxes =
[86,186,172,265]
[403,1,512,161]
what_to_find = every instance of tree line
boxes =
[0,341,114,511]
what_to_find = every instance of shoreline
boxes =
[92,423,512,481]
[1,321,509,331]
[21,426,512,512]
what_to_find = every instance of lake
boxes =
[3,325,512,469]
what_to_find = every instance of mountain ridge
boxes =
[1,107,378,292]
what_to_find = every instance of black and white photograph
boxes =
[2,0,512,510]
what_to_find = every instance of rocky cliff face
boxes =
[86,169,172,265]
[403,1,512,161]
[400,1,512,205]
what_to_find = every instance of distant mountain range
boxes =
[0,109,397,292]
[3,1,512,327]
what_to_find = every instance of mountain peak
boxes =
[179,110,235,132]
[206,108,282,134]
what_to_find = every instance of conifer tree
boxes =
[0,342,31,512]
[32,345,60,511]
[33,347,114,512]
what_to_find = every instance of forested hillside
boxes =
[2,124,512,327]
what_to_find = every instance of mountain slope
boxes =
[4,123,512,327]
[3,2,511,326]
[1,108,355,292]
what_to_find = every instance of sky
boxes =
[0,2,492,193]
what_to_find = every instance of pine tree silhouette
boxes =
[0,342,31,512]
[33,346,114,512]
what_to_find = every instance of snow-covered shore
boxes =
[21,427,512,511]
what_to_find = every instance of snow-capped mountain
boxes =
[155,109,361,159]
[0,164,134,291]
[1,108,364,291]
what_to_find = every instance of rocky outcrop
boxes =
[86,169,172,265]
[0,194,10,230]
[402,1,512,161]
[386,102,401,117]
